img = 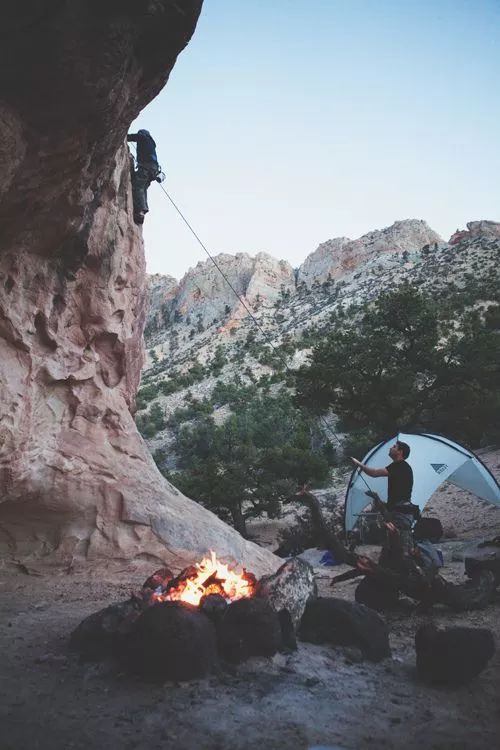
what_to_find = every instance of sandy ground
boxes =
[1,449,499,750]
[1,545,499,750]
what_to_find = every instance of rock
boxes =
[162,252,296,330]
[277,609,297,652]
[199,593,228,622]
[354,576,400,612]
[299,597,391,662]
[442,569,497,611]
[217,598,282,664]
[125,601,217,681]
[415,624,495,685]
[464,539,500,584]
[466,220,500,240]
[297,220,443,286]
[0,3,279,578]
[70,599,142,662]
[256,557,316,630]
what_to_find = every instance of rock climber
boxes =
[127,129,162,224]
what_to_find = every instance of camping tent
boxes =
[344,432,500,532]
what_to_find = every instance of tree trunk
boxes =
[231,504,248,538]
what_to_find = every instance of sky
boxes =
[131,0,500,280]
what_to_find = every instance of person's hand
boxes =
[351,457,362,468]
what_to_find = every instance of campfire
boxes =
[149,551,257,607]
[71,556,320,682]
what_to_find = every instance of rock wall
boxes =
[0,2,278,576]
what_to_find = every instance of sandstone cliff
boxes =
[0,2,278,576]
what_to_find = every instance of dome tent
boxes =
[344,432,500,532]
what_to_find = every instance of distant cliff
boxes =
[146,218,444,337]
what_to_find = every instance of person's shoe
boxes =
[134,211,145,225]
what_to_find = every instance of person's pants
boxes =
[391,512,414,554]
[131,163,158,214]
[379,512,414,569]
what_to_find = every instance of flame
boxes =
[156,551,255,607]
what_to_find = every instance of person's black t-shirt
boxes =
[386,460,413,509]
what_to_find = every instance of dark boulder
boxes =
[217,598,282,664]
[464,538,500,584]
[125,601,217,681]
[443,569,497,611]
[415,624,495,685]
[70,599,141,662]
[355,576,400,611]
[200,593,228,623]
[278,609,298,652]
[299,597,391,662]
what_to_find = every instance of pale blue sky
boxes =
[131,0,500,280]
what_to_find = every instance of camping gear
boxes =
[413,516,443,543]
[344,432,500,532]
[319,550,338,566]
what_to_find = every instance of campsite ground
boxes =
[1,449,499,750]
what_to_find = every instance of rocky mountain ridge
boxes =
[139,219,500,464]
[147,218,444,333]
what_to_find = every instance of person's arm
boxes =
[351,457,388,478]
[127,134,138,142]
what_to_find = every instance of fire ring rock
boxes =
[299,597,391,662]
[125,601,217,681]
[217,598,282,664]
[415,624,495,686]
[70,599,142,662]
[256,557,316,630]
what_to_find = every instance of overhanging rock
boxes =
[0,2,279,577]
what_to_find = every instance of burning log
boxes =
[150,552,257,607]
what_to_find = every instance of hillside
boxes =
[135,218,500,542]
[138,219,499,447]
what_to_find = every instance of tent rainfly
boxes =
[344,432,500,532]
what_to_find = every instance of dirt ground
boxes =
[1,451,499,750]
[1,539,499,750]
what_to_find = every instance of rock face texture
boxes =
[297,219,443,286]
[450,220,500,244]
[0,2,279,576]
[164,252,296,329]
